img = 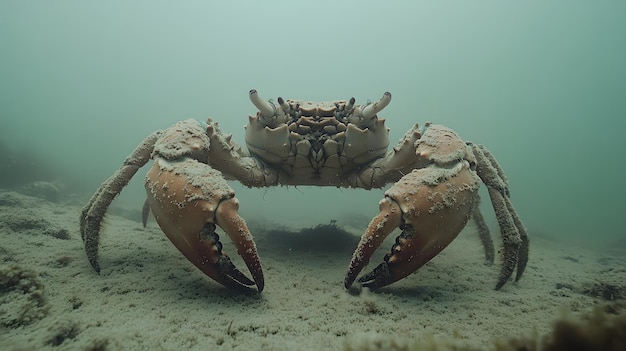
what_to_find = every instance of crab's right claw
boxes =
[145,157,264,292]
[345,163,480,290]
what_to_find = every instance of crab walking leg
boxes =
[470,143,528,289]
[80,131,161,273]
[484,185,529,289]
[485,188,521,290]
[505,197,529,282]
[472,198,495,264]
[345,162,480,290]
[146,157,264,292]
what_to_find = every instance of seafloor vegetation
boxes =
[343,302,626,351]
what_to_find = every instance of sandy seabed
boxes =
[0,189,624,350]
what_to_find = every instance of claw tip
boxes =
[346,283,362,296]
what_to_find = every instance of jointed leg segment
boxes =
[80,131,161,272]
[470,143,529,289]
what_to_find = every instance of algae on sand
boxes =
[343,303,626,351]
[0,265,49,328]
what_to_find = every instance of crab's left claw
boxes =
[345,162,480,290]
[145,157,264,292]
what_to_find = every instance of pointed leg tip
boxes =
[495,276,509,290]
[89,259,101,274]
[514,269,525,283]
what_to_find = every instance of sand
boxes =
[1,189,624,350]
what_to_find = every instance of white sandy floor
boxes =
[0,189,624,350]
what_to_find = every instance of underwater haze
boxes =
[1,0,625,249]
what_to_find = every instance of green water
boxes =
[1,1,624,249]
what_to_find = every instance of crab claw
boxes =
[145,157,264,292]
[345,162,480,290]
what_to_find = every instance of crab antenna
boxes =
[361,92,392,119]
[249,89,275,117]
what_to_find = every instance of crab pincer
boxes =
[145,156,264,292]
[345,126,482,290]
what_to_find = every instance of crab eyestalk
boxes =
[249,89,289,127]
[361,92,392,119]
[348,92,392,128]
[249,89,275,117]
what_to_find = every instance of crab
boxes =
[80,90,529,293]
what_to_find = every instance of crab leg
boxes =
[345,161,480,290]
[81,131,161,273]
[146,156,264,291]
[470,143,529,289]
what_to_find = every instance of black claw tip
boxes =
[357,262,391,290]
[346,283,362,296]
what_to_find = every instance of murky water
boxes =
[1,1,624,251]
